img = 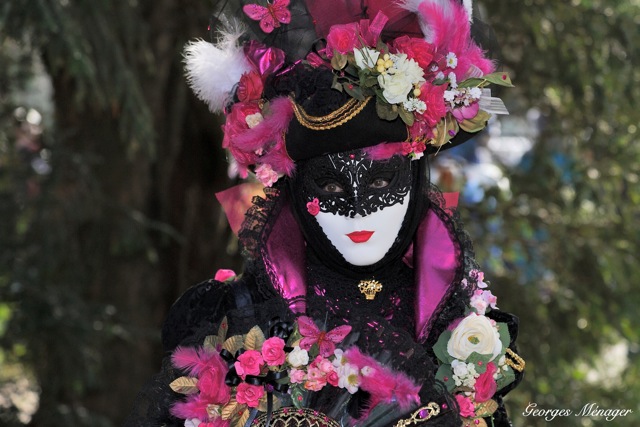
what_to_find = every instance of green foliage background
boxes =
[1,0,639,426]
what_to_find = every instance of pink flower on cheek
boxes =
[474,362,498,402]
[261,337,286,366]
[234,350,264,378]
[455,394,476,418]
[306,198,320,216]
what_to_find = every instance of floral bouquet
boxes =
[169,316,422,427]
[433,271,524,427]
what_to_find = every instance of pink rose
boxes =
[326,370,339,387]
[289,368,306,384]
[214,269,236,282]
[325,23,359,56]
[261,337,286,366]
[234,350,264,378]
[474,362,498,402]
[417,83,447,127]
[237,71,264,102]
[452,102,480,122]
[455,394,476,418]
[392,36,434,70]
[196,355,232,404]
[306,198,320,216]
[316,357,334,374]
[304,367,327,391]
[235,382,265,408]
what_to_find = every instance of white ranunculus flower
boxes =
[377,54,425,104]
[447,312,502,361]
[354,47,380,69]
[287,345,310,367]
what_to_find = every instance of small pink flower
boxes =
[306,198,320,216]
[255,163,279,187]
[452,102,480,122]
[304,368,328,391]
[474,362,498,402]
[317,357,334,374]
[214,269,236,282]
[326,370,339,387]
[455,394,476,418]
[261,337,286,366]
[235,350,264,378]
[236,382,264,408]
[289,368,306,384]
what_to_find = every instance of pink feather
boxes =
[171,346,224,377]
[364,142,406,160]
[344,348,421,415]
[170,394,211,421]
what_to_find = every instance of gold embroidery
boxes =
[358,279,383,300]
[393,402,441,427]
[505,348,526,372]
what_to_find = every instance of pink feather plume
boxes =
[365,142,406,160]
[171,346,224,377]
[344,348,421,417]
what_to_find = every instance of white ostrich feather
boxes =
[183,22,251,113]
[463,0,473,21]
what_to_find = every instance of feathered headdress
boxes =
[184,0,512,186]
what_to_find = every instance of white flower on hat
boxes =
[287,345,310,368]
[447,312,502,361]
[446,52,458,69]
[377,54,425,104]
[354,47,380,69]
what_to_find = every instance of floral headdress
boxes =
[184,0,512,187]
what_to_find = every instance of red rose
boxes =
[237,71,263,102]
[235,382,265,408]
[234,350,264,378]
[392,36,434,70]
[197,368,231,404]
[325,23,359,56]
[261,337,286,366]
[417,83,447,127]
[455,394,476,418]
[474,362,498,402]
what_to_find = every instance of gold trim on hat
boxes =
[291,96,373,131]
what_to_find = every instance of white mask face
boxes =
[314,193,411,266]
[297,151,414,267]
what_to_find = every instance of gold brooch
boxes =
[358,279,383,300]
[393,402,441,427]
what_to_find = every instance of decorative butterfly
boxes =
[297,316,352,357]
[243,0,291,34]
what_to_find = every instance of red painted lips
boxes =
[346,230,374,243]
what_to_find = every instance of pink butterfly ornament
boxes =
[243,0,292,34]
[297,316,352,357]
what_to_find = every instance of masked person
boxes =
[126,1,525,426]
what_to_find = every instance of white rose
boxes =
[377,54,425,105]
[354,47,380,69]
[287,345,309,367]
[447,313,502,361]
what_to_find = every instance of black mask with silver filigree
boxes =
[288,149,430,278]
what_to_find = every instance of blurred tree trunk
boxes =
[2,1,241,424]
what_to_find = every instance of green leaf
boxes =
[398,106,415,126]
[376,100,399,121]
[332,76,344,92]
[433,330,453,364]
[435,365,455,391]
[458,72,514,89]
[497,322,511,351]
[459,109,491,133]
[465,351,494,374]
[331,52,348,70]
[343,83,366,101]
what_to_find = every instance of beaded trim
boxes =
[291,96,373,130]
[254,408,340,427]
